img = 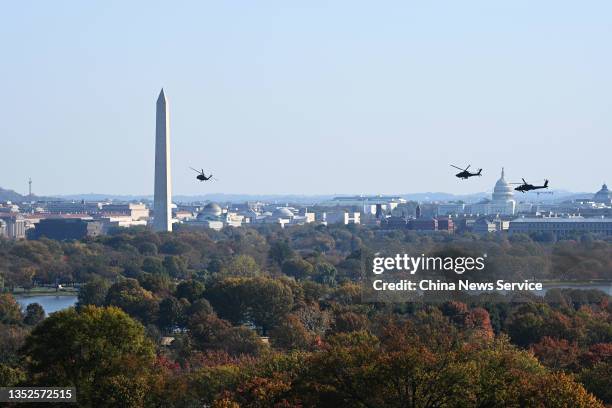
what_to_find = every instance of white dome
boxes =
[273,207,294,218]
[202,202,222,217]
[492,168,514,202]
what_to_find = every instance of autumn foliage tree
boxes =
[21,306,156,407]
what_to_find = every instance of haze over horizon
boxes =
[1,1,610,196]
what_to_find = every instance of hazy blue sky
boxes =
[1,1,610,196]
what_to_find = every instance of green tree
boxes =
[331,310,369,334]
[142,257,165,274]
[187,311,265,356]
[23,303,45,326]
[159,240,191,255]
[105,278,159,324]
[314,262,337,286]
[245,277,294,335]
[221,254,260,277]
[0,363,25,387]
[158,296,184,330]
[268,241,294,266]
[137,241,158,255]
[0,294,22,324]
[521,372,604,408]
[205,278,250,324]
[0,324,28,365]
[138,272,173,295]
[188,298,213,317]
[176,280,205,302]
[281,258,314,280]
[21,306,155,407]
[580,361,612,404]
[184,366,241,406]
[269,314,312,350]
[77,277,110,309]
[163,255,189,279]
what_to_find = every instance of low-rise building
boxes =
[44,201,103,214]
[97,215,148,232]
[409,218,438,231]
[380,215,409,229]
[320,195,406,214]
[472,218,497,234]
[509,217,612,237]
[29,218,103,240]
[436,203,466,216]
[325,211,361,225]
[102,203,149,220]
[437,218,454,233]
[0,215,27,239]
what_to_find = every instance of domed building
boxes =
[255,206,315,228]
[186,202,245,231]
[200,202,223,218]
[492,168,515,202]
[190,202,226,231]
[593,183,612,204]
[272,207,294,219]
[262,207,295,227]
[470,168,516,216]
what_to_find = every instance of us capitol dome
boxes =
[471,168,516,216]
[492,168,515,203]
[593,183,612,204]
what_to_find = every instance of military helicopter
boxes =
[450,164,482,180]
[512,178,549,193]
[190,167,216,182]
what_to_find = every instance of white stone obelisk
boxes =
[153,89,172,232]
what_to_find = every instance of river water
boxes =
[11,283,611,314]
[14,295,78,315]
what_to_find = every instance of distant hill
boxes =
[0,186,56,202]
[400,192,489,202]
[56,193,335,205]
[0,187,27,202]
[53,190,593,205]
[56,193,152,202]
[400,190,592,203]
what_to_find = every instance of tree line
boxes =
[0,224,610,406]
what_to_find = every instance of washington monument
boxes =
[153,89,172,232]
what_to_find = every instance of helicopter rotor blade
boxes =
[189,167,201,174]
[465,164,471,171]
[450,164,464,171]
[522,178,527,184]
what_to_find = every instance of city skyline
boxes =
[1,166,606,201]
[1,2,611,196]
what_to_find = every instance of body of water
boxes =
[10,284,610,314]
[15,295,78,315]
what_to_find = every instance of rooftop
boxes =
[511,217,612,223]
